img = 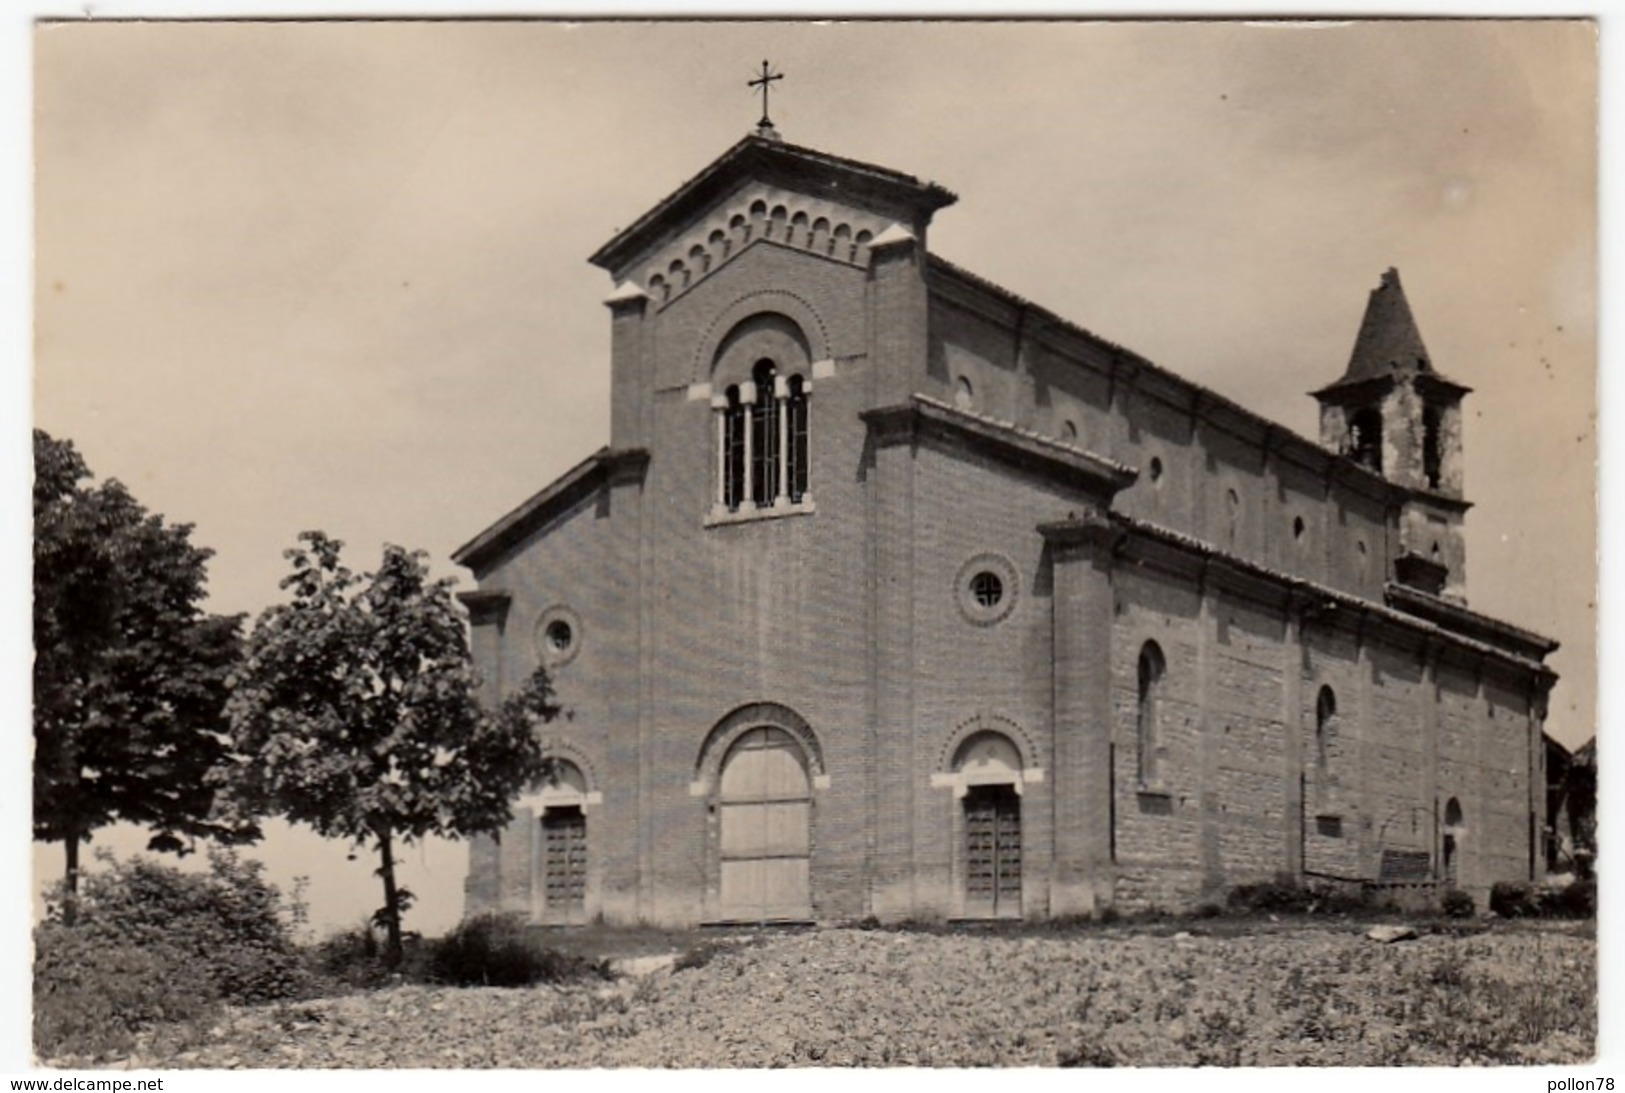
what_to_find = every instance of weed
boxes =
[427,914,611,988]
[673,940,728,973]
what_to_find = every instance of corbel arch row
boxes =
[692,291,830,384]
[694,701,825,784]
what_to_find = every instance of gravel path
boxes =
[123,923,1594,1068]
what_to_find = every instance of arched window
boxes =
[955,376,975,410]
[751,360,779,507]
[1422,406,1443,490]
[712,360,811,515]
[1315,686,1336,800]
[1442,797,1464,887]
[722,385,746,511]
[1137,642,1166,787]
[1349,407,1383,474]
[1225,488,1241,551]
[708,313,815,518]
[787,374,809,502]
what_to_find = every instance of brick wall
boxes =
[927,291,1394,601]
[462,182,1547,927]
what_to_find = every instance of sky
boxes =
[15,14,1601,1015]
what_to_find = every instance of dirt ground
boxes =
[125,919,1595,1068]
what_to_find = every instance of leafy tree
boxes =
[32,429,253,923]
[222,531,560,966]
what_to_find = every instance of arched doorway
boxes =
[526,760,590,925]
[955,731,1024,919]
[718,727,812,921]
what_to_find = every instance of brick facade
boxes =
[454,133,1557,925]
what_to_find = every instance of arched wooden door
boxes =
[718,727,811,921]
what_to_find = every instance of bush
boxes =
[33,923,216,1060]
[1226,878,1313,915]
[1489,881,1539,919]
[1439,888,1475,918]
[427,914,610,988]
[1538,878,1596,919]
[309,921,398,992]
[42,848,309,1006]
[1488,879,1598,920]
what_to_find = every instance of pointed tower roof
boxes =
[1314,268,1467,398]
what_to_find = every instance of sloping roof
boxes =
[1313,267,1469,396]
[864,394,1138,498]
[925,254,1403,504]
[451,448,649,575]
[1385,582,1559,659]
[1081,512,1557,678]
[588,133,958,276]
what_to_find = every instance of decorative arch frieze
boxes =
[636,185,882,313]
[692,701,826,791]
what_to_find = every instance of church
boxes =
[454,114,1558,925]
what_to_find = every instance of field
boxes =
[113,918,1595,1068]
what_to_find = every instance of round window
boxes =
[534,605,582,668]
[956,553,1019,626]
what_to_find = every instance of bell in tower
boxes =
[1313,268,1473,601]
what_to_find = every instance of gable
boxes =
[589,134,955,282]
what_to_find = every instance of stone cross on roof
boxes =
[748,60,784,140]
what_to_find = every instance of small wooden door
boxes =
[541,806,587,924]
[964,785,1022,918]
[719,727,811,921]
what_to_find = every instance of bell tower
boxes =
[1313,268,1472,601]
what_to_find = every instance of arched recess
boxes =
[712,312,812,386]
[695,703,823,923]
[936,711,1042,785]
[527,738,601,800]
[692,291,830,384]
[695,701,825,787]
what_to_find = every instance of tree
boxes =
[222,531,560,966]
[32,429,254,924]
